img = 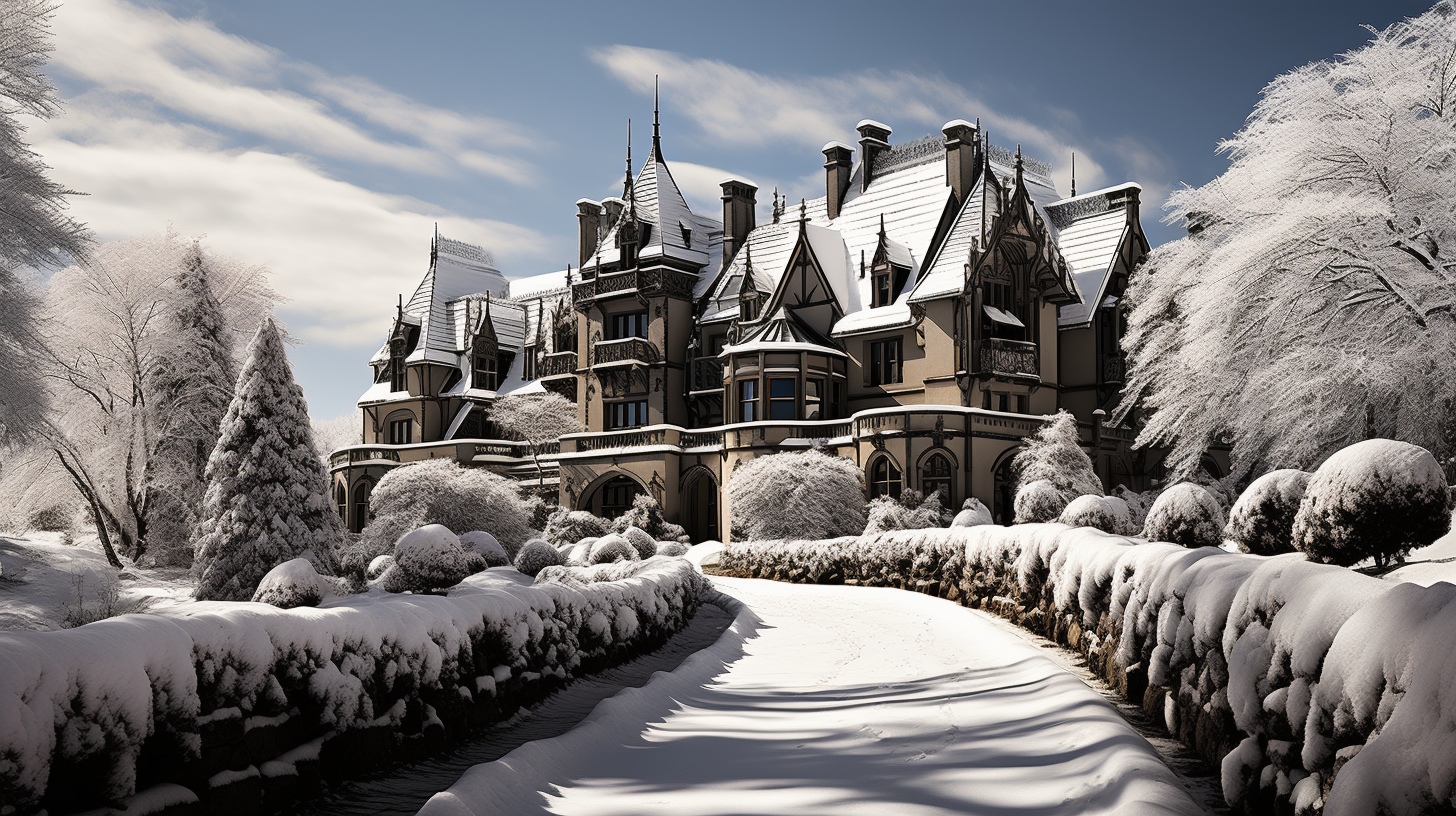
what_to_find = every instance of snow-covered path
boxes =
[421,577,1206,816]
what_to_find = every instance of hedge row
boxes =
[0,558,710,816]
[719,525,1451,816]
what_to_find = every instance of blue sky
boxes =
[34,0,1435,419]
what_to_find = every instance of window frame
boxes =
[738,379,759,422]
[768,377,797,420]
[388,417,413,445]
[869,338,902,386]
[605,399,648,430]
[869,457,902,500]
[610,311,649,340]
[805,378,825,421]
[921,452,953,502]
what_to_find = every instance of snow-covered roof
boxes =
[583,151,725,287]
[831,303,915,337]
[1045,183,1141,327]
[722,307,847,357]
[507,268,570,301]
[399,235,510,365]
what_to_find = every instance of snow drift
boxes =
[720,523,1455,815]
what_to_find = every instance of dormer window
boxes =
[872,264,893,308]
[679,220,693,249]
[474,352,497,390]
[739,290,761,322]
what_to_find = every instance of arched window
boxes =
[352,479,374,533]
[599,476,644,519]
[390,335,407,392]
[334,483,347,522]
[869,457,901,500]
[921,452,952,502]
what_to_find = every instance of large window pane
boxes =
[739,379,758,422]
[769,378,796,420]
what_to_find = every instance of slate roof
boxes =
[721,307,847,357]
[583,151,724,286]
[370,234,509,366]
[1044,182,1141,327]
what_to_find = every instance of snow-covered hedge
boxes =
[719,524,1456,815]
[0,557,710,815]
[1142,482,1225,548]
[1226,469,1309,555]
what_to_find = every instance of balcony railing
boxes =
[572,268,698,305]
[679,429,723,449]
[539,350,577,378]
[689,356,723,392]
[1102,354,1127,384]
[592,337,660,366]
[979,338,1039,379]
[573,427,668,452]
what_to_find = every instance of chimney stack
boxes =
[856,119,892,191]
[941,120,978,206]
[720,177,758,272]
[576,199,601,267]
[822,141,853,220]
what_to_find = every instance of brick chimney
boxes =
[856,119,892,191]
[720,177,758,272]
[822,141,853,220]
[941,120,978,206]
[576,199,601,267]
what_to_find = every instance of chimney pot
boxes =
[822,141,853,220]
[720,177,758,273]
[576,199,602,267]
[941,120,979,206]
[856,119,892,191]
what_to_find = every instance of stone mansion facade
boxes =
[329,106,1189,540]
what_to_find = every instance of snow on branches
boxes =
[727,449,866,541]
[1011,411,1102,522]
[1121,3,1456,477]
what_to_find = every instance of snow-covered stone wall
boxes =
[0,558,709,816]
[720,525,1446,816]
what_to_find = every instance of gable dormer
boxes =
[870,215,913,308]
[470,299,501,390]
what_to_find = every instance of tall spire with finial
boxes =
[1070,152,1077,197]
[652,74,664,162]
[430,222,439,269]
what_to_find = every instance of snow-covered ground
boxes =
[422,577,1206,816]
[0,533,192,630]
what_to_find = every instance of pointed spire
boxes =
[1070,152,1077,197]
[623,119,634,209]
[1015,143,1024,184]
[652,74,664,163]
[878,213,886,239]
[799,198,807,229]
[430,222,439,269]
[736,243,760,299]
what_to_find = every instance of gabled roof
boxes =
[1046,182,1143,327]
[370,233,509,366]
[583,150,724,279]
[703,220,853,323]
[721,307,847,357]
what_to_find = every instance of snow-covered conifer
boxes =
[1225,469,1310,555]
[192,318,341,601]
[1142,483,1225,548]
[1292,439,1450,568]
[1013,411,1102,501]
[360,459,535,558]
[728,449,866,541]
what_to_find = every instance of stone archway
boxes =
[680,466,720,543]
[992,449,1020,525]
[577,471,648,520]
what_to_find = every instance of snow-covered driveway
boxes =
[421,577,1206,816]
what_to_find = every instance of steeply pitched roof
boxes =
[703,221,852,323]
[1045,182,1142,327]
[371,234,510,366]
[721,307,847,357]
[583,150,725,279]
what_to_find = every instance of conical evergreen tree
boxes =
[1013,410,1103,498]
[193,318,341,601]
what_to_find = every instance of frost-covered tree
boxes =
[1120,4,1456,478]
[1013,411,1102,502]
[488,392,580,486]
[1142,482,1225,549]
[1225,469,1311,555]
[0,0,90,447]
[359,459,535,558]
[193,319,342,601]
[728,449,866,541]
[1292,439,1450,568]
[311,409,362,461]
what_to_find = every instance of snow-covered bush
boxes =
[251,558,327,609]
[366,554,394,580]
[728,449,866,541]
[375,524,480,593]
[863,490,947,535]
[613,493,689,543]
[513,538,566,577]
[1225,469,1309,556]
[1113,485,1159,532]
[620,526,657,560]
[361,460,535,559]
[1142,482,1224,548]
[1292,439,1451,568]
[951,497,994,528]
[1058,494,1130,534]
[1014,479,1066,524]
[460,530,511,567]
[1013,410,1102,500]
[193,319,342,601]
[655,541,689,557]
[589,534,639,565]
[543,509,613,548]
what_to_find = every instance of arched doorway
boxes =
[681,467,719,543]
[579,472,647,520]
[992,451,1018,525]
[351,478,374,534]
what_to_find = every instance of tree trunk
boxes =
[54,450,123,569]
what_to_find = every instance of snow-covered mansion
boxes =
[330,111,1186,539]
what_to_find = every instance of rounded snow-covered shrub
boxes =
[1292,439,1451,568]
[951,497,994,528]
[620,526,657,560]
[459,530,511,567]
[360,460,535,559]
[1225,469,1310,555]
[543,509,613,548]
[392,524,473,590]
[614,493,689,542]
[728,449,866,541]
[567,540,595,566]
[1058,494,1126,534]
[589,534,639,565]
[1142,482,1225,548]
[366,554,394,581]
[863,490,948,535]
[251,558,326,609]
[1014,480,1068,524]
[513,538,566,577]
[655,540,689,557]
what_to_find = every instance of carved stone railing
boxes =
[572,427,667,452]
[689,356,723,392]
[593,337,660,366]
[571,268,699,305]
[679,429,723,449]
[540,350,577,377]
[979,338,1039,379]
[1102,354,1127,384]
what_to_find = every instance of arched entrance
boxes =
[579,472,647,520]
[992,450,1019,525]
[681,467,719,543]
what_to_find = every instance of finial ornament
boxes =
[799,198,807,224]
[652,74,664,161]
[1071,151,1077,197]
